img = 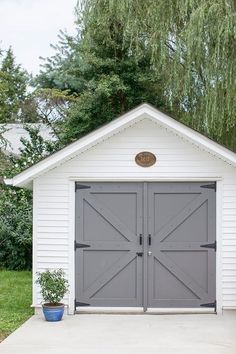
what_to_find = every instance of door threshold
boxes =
[75,307,215,315]
[146,308,215,314]
[75,307,144,314]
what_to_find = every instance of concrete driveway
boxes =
[1,312,236,354]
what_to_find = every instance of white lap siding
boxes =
[33,119,236,309]
[222,180,236,307]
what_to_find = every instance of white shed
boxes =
[5,104,236,314]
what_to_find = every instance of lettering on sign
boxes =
[135,151,156,167]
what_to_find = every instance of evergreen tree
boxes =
[0,47,40,123]
[37,8,164,143]
[0,48,27,122]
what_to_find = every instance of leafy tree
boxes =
[0,121,11,185]
[4,126,59,178]
[0,47,60,270]
[0,186,32,270]
[38,0,236,150]
[0,127,58,270]
[30,88,77,144]
[0,151,9,183]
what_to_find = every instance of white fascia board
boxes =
[6,106,148,188]
[4,178,13,185]
[5,103,236,188]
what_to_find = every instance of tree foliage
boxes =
[38,0,236,150]
[30,88,77,144]
[0,127,58,270]
[0,186,32,270]
[0,48,29,123]
[0,47,48,123]
[0,46,62,270]
[4,126,59,178]
[37,6,164,144]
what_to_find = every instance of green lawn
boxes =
[0,271,33,342]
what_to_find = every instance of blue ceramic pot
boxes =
[42,303,65,322]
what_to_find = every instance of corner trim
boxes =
[68,180,76,314]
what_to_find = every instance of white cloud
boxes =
[0,0,77,74]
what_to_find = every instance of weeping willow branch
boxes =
[77,0,236,150]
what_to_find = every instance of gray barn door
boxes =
[75,182,216,309]
[75,183,143,307]
[147,182,216,308]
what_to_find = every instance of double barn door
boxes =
[75,182,216,310]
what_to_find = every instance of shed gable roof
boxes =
[5,103,236,188]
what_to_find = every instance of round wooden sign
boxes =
[135,151,156,167]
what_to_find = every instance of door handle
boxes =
[136,252,143,257]
[139,234,143,245]
[148,234,151,246]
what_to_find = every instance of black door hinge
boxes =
[200,300,217,312]
[75,183,91,192]
[200,241,216,252]
[75,299,90,308]
[200,183,216,192]
[74,241,91,250]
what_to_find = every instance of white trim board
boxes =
[68,180,76,315]
[4,103,236,188]
[216,180,223,314]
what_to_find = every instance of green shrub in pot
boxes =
[36,269,69,321]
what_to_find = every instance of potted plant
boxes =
[36,269,69,322]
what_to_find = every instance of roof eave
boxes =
[4,103,236,188]
[4,105,149,188]
[4,178,13,186]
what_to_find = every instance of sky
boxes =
[0,0,77,75]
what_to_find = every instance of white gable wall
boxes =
[33,118,236,313]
